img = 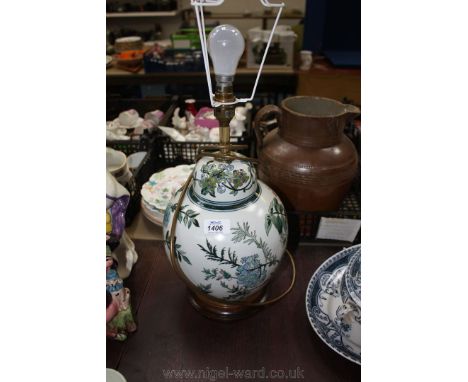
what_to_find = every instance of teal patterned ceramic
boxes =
[192,157,256,204]
[306,245,361,364]
[163,157,288,301]
[344,247,361,307]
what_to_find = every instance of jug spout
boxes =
[344,104,361,120]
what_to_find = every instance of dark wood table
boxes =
[107,240,360,381]
[296,56,361,106]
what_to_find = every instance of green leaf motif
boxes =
[231,222,279,267]
[202,268,217,280]
[164,231,191,266]
[167,204,200,230]
[197,283,212,294]
[272,215,283,234]
[265,214,272,235]
[195,160,254,198]
[197,234,277,300]
[221,269,232,279]
[198,239,239,268]
[219,282,248,300]
[182,255,192,265]
[265,198,288,244]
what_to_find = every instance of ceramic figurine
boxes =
[171,107,188,131]
[106,247,137,341]
[106,171,130,242]
[106,122,129,141]
[112,231,138,279]
[106,109,146,141]
[106,171,138,274]
[230,103,252,137]
[106,290,119,323]
[187,112,196,130]
[119,109,139,127]
[144,109,164,132]
[194,107,219,129]
[185,98,198,116]
[299,50,313,71]
[208,127,219,142]
[234,102,253,119]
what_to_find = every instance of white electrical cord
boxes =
[191,0,285,107]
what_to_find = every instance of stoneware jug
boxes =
[254,96,360,212]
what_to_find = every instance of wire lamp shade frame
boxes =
[190,0,285,107]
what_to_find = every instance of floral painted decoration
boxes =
[195,160,254,198]
[162,155,288,303]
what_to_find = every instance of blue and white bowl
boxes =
[344,246,361,307]
[306,244,361,364]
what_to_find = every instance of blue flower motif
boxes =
[236,254,266,289]
[163,205,171,227]
[217,184,226,194]
[227,164,234,171]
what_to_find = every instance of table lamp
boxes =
[162,0,295,320]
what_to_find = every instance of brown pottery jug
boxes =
[254,96,360,212]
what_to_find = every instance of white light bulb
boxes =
[208,24,245,77]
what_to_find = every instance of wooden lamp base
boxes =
[187,287,268,321]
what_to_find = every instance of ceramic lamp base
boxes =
[187,287,268,321]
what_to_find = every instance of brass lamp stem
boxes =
[213,75,235,154]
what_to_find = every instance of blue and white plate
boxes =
[345,247,361,307]
[306,245,361,364]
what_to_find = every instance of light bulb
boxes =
[208,24,245,78]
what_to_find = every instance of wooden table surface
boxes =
[297,57,361,105]
[107,240,360,381]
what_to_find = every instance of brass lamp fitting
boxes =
[213,75,235,154]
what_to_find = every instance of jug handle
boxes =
[253,104,282,156]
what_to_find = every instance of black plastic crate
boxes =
[106,96,177,156]
[153,99,254,167]
[106,96,178,225]
[286,182,361,245]
[106,135,155,157]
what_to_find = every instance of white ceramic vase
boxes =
[162,156,288,302]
